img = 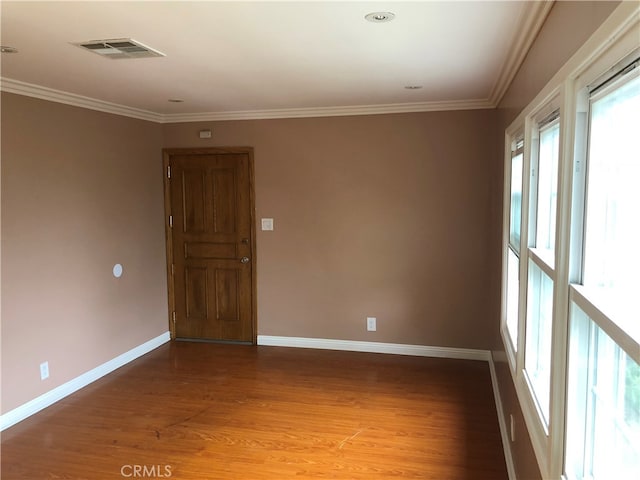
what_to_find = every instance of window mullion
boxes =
[548,82,575,479]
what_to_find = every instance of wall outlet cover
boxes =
[367,317,377,331]
[40,361,49,380]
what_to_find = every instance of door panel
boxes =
[182,169,206,233]
[165,149,255,343]
[212,169,237,234]
[185,266,207,319]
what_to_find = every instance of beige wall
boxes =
[2,98,501,417]
[1,93,168,413]
[163,110,500,347]
[490,2,620,479]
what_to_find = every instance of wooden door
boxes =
[163,148,256,343]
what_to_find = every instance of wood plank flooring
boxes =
[1,342,508,479]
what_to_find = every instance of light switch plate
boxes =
[261,218,274,231]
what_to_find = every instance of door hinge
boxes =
[172,311,176,326]
[167,165,171,178]
[171,263,175,276]
[169,215,173,228]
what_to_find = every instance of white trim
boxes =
[528,248,556,281]
[0,331,170,431]
[501,128,519,373]
[160,99,493,123]
[489,355,518,480]
[489,0,555,106]
[569,285,639,365]
[257,335,490,361]
[0,78,162,123]
[0,77,493,122]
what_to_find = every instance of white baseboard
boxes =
[489,354,517,480]
[0,331,171,431]
[257,335,491,361]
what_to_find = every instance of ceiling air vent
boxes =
[75,38,165,59]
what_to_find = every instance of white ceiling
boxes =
[0,1,552,122]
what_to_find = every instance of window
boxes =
[565,304,640,480]
[505,139,525,350]
[505,248,520,350]
[533,119,559,264]
[520,111,561,428]
[582,72,640,341]
[499,6,639,477]
[564,55,640,480]
[509,141,524,251]
[525,261,554,424]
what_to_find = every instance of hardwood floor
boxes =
[1,342,508,479]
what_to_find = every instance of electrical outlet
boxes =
[40,361,49,380]
[366,317,377,332]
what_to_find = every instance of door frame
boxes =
[162,147,257,344]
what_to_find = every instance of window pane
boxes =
[510,151,523,252]
[525,261,553,424]
[583,74,640,340]
[506,247,520,350]
[535,122,559,258]
[565,304,640,479]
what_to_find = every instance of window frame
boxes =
[501,92,564,472]
[501,132,525,368]
[531,114,560,264]
[522,101,562,436]
[498,4,640,479]
[577,67,640,341]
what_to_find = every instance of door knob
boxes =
[240,257,250,264]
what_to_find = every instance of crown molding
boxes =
[160,98,494,123]
[488,0,555,107]
[1,76,493,123]
[0,77,163,123]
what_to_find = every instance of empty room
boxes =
[1,1,638,479]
